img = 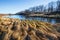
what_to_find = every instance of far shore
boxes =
[27,14,60,18]
[0,13,60,19]
[15,13,60,19]
[0,14,9,17]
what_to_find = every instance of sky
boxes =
[0,0,57,14]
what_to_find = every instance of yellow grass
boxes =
[0,18,60,40]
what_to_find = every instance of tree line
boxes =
[17,0,60,15]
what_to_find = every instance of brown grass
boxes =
[0,14,8,17]
[0,18,60,40]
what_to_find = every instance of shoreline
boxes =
[0,14,60,19]
[15,14,60,18]
[0,14,9,17]
[26,14,60,19]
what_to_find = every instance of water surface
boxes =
[3,15,60,24]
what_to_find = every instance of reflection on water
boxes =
[3,15,60,24]
[25,17,60,24]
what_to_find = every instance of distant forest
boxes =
[17,0,60,15]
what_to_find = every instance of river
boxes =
[3,15,60,24]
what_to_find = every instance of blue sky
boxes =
[0,0,57,14]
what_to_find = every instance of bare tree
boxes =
[57,0,60,12]
[48,2,54,12]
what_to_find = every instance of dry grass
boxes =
[0,14,8,17]
[0,18,60,40]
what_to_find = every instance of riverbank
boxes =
[0,14,9,17]
[26,14,60,18]
[0,18,60,40]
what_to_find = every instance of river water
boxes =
[3,15,60,24]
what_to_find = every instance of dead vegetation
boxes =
[0,18,60,40]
